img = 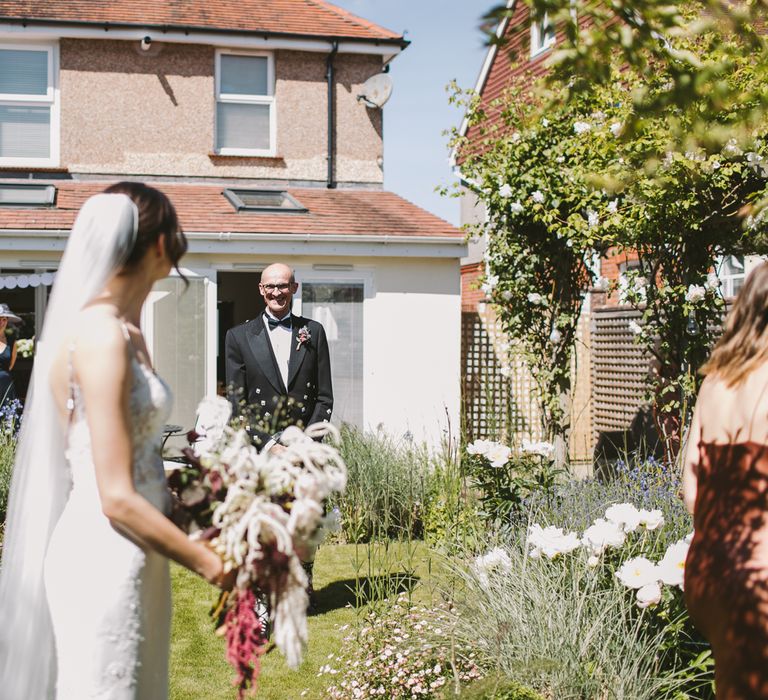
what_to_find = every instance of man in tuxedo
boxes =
[224,263,333,602]
[224,263,333,453]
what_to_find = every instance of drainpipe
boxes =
[326,40,339,189]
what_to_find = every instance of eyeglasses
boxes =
[260,283,292,293]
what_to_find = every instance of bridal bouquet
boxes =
[167,396,347,698]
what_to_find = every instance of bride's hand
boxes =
[200,542,236,591]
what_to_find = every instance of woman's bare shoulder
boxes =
[69,308,126,353]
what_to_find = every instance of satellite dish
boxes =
[357,73,393,109]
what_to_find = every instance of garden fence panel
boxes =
[590,306,649,447]
[461,303,545,446]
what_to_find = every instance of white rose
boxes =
[706,272,720,290]
[638,508,664,530]
[528,524,581,559]
[636,581,662,609]
[532,190,545,204]
[485,443,512,468]
[573,120,592,134]
[466,439,492,456]
[587,210,599,228]
[499,183,513,198]
[511,132,522,144]
[609,121,622,137]
[685,284,706,303]
[605,503,642,532]
[607,199,619,214]
[628,320,643,336]
[510,200,524,214]
[527,292,543,305]
[501,290,514,301]
[582,518,626,554]
[615,556,659,589]
[657,540,689,588]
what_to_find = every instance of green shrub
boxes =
[0,430,16,527]
[330,426,434,543]
[451,677,544,700]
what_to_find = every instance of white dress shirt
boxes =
[263,310,292,389]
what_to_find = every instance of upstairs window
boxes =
[0,44,59,166]
[215,51,275,156]
[530,14,556,57]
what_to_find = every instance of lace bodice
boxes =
[66,350,173,512]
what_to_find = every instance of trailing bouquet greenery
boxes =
[167,397,346,698]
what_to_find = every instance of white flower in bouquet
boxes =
[194,396,233,456]
[638,508,664,530]
[685,284,707,303]
[657,540,689,589]
[16,336,34,358]
[582,518,626,555]
[473,547,513,588]
[616,557,659,589]
[636,582,663,609]
[485,443,512,468]
[605,503,642,533]
[528,524,581,559]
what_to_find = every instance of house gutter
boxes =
[0,18,409,56]
[326,41,339,190]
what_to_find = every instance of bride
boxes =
[0,183,230,699]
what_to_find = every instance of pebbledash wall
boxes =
[58,39,384,183]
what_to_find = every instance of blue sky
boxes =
[331,1,493,226]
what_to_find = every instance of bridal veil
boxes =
[0,193,138,699]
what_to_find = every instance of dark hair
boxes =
[102,181,188,280]
[702,261,768,386]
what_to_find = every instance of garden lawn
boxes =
[170,541,435,700]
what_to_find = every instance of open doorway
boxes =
[217,271,265,392]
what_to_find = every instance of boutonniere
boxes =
[296,325,311,351]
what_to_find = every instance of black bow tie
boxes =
[265,313,291,330]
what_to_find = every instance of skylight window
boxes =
[0,183,56,207]
[223,189,306,213]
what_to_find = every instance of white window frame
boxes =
[716,254,746,299]
[0,42,60,167]
[214,49,276,157]
[530,13,556,58]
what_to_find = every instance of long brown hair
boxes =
[701,261,768,386]
[103,181,187,280]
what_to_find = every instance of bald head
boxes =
[259,262,298,319]
[261,263,295,284]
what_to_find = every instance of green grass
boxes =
[170,542,435,700]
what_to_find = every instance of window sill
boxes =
[209,152,284,165]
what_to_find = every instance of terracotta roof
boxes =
[0,0,404,43]
[0,182,461,238]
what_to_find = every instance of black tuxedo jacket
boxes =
[224,314,333,449]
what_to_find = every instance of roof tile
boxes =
[0,0,403,42]
[0,182,462,238]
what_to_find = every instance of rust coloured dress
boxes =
[685,441,768,699]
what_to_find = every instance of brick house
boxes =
[0,0,466,446]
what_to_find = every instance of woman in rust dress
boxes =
[683,261,768,699]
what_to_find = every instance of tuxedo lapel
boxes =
[287,317,308,389]
[246,319,287,394]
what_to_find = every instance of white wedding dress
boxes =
[43,332,173,700]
